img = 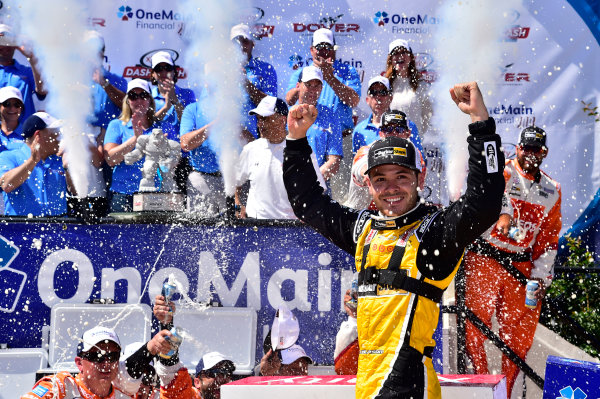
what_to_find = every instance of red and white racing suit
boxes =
[463,157,561,396]
[21,372,130,399]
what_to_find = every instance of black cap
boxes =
[519,126,547,148]
[381,110,409,130]
[364,137,422,175]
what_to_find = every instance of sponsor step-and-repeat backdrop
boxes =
[83,0,600,230]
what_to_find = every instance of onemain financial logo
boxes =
[117,4,185,31]
[372,11,441,34]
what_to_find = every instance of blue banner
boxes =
[0,220,356,366]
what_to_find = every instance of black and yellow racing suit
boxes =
[283,117,505,398]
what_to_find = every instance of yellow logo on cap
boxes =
[393,147,407,156]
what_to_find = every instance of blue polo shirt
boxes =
[287,60,361,131]
[89,68,128,129]
[104,119,164,194]
[152,85,196,142]
[0,142,67,216]
[180,102,219,174]
[0,60,41,121]
[352,114,423,156]
[244,57,278,138]
[306,104,343,167]
[0,127,23,151]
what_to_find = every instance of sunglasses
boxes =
[1,100,23,108]
[80,350,120,363]
[381,125,408,134]
[314,43,334,52]
[128,91,150,101]
[204,367,234,378]
[368,90,390,97]
[520,144,544,154]
[154,64,174,73]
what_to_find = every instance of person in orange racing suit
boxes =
[463,125,561,397]
[21,326,172,399]
[152,295,235,399]
[282,81,505,399]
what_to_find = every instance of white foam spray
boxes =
[178,0,250,196]
[431,0,518,200]
[11,0,97,197]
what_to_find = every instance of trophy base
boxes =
[133,192,185,212]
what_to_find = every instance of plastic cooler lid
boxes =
[0,348,48,393]
[48,303,152,368]
[176,307,257,374]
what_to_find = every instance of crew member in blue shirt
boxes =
[285,28,360,134]
[179,98,224,216]
[104,79,165,212]
[0,112,67,216]
[352,75,422,155]
[230,23,278,142]
[295,66,342,182]
[0,24,46,122]
[150,51,196,141]
[0,86,26,151]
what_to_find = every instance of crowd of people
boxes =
[0,22,432,218]
[4,18,563,399]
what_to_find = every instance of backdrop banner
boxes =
[0,221,363,366]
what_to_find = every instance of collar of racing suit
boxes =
[371,202,429,230]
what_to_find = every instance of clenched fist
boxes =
[449,81,489,122]
[287,104,318,140]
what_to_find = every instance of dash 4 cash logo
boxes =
[122,49,187,80]
[503,10,530,41]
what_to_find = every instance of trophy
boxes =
[124,128,185,212]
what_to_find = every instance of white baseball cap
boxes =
[0,86,23,103]
[312,28,334,46]
[249,96,289,117]
[195,351,235,375]
[127,78,151,94]
[79,326,121,353]
[367,76,391,91]
[300,65,323,83]
[0,24,15,47]
[280,344,313,365]
[270,305,300,351]
[151,51,174,69]
[388,38,412,55]
[230,23,252,41]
